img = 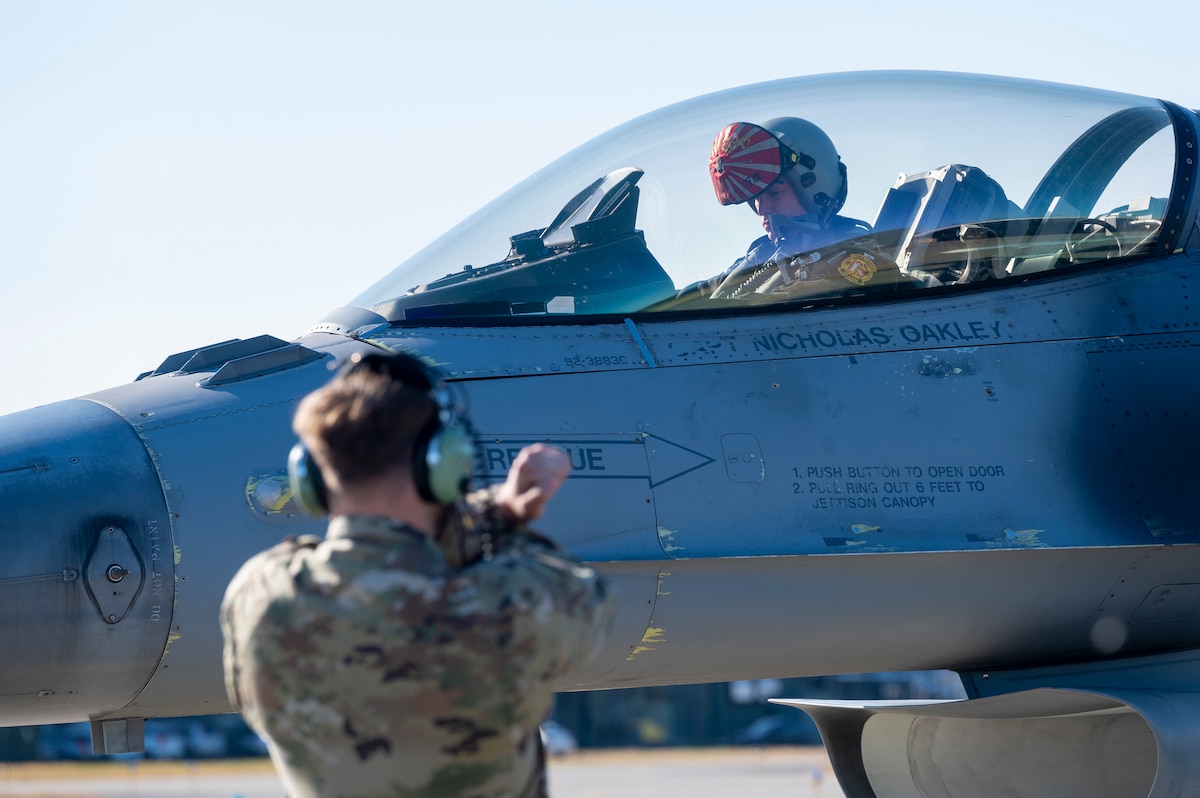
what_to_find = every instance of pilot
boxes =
[220,350,616,798]
[704,116,880,299]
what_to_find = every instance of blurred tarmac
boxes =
[550,748,844,798]
[0,748,846,797]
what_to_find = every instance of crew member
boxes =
[705,116,882,298]
[221,350,616,798]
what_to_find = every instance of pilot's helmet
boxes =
[709,116,847,222]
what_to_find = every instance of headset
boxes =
[287,351,476,516]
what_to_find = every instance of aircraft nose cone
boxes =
[0,399,173,725]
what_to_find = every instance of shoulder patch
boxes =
[838,252,877,285]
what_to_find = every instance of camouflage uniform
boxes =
[221,493,616,798]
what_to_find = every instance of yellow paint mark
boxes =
[246,474,294,513]
[174,545,183,565]
[656,570,671,597]
[625,627,667,661]
[162,630,183,657]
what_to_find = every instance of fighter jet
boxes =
[2,71,1197,797]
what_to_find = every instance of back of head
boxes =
[293,355,439,496]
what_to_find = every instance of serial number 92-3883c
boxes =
[563,354,630,368]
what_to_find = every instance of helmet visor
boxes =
[709,122,812,206]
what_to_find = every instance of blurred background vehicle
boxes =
[19,715,269,762]
[731,713,821,746]
[540,720,580,756]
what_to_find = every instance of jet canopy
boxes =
[351,71,1193,321]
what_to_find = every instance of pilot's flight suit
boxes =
[221,493,615,798]
[708,214,914,299]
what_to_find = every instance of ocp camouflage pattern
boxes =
[221,495,616,797]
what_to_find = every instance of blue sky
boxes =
[2,1,1198,416]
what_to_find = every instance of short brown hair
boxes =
[292,366,437,492]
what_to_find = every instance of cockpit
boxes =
[348,72,1193,323]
